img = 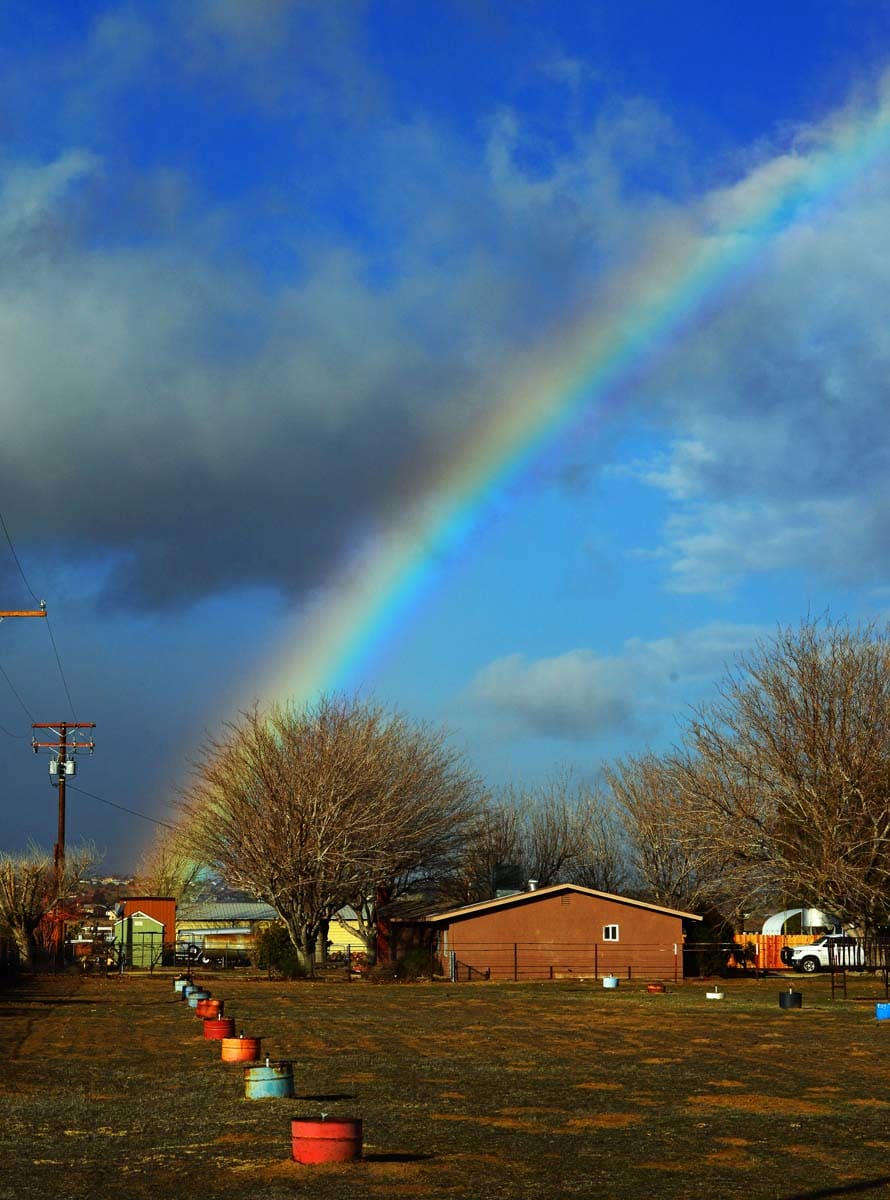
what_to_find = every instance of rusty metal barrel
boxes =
[204,1016,236,1040]
[221,1035,262,1063]
[291,1117,362,1164]
[195,997,224,1019]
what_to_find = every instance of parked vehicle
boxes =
[788,934,866,973]
[173,942,202,963]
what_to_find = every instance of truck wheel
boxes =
[799,957,820,973]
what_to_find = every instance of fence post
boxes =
[513,943,518,981]
[594,943,598,980]
[346,945,351,982]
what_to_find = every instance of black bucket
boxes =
[779,989,802,1009]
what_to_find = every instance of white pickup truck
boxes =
[788,934,866,973]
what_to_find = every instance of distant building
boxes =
[393,883,701,981]
[176,900,279,958]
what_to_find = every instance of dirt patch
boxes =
[565,1113,642,1129]
[687,1093,832,1116]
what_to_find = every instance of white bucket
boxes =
[603,976,619,989]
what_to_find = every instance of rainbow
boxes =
[254,89,890,708]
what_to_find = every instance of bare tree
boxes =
[676,617,890,931]
[178,697,482,971]
[570,787,629,895]
[133,827,203,904]
[0,843,94,966]
[442,774,628,904]
[602,752,717,912]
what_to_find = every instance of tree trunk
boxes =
[9,923,34,968]
[280,916,317,977]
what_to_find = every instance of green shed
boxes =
[114,910,164,968]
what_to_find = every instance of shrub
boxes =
[254,923,308,980]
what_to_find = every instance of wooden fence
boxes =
[731,933,822,970]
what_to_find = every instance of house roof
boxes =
[401,883,702,925]
[119,910,163,926]
[177,901,280,923]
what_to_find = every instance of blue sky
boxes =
[1,1,890,869]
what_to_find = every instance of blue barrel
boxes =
[187,989,211,1008]
[876,1002,890,1021]
[182,983,201,998]
[603,976,619,989]
[244,1060,294,1099]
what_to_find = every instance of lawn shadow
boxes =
[294,1092,357,1102]
[783,1178,890,1199]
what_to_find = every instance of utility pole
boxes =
[0,601,47,621]
[31,722,96,958]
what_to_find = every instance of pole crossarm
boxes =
[32,723,96,752]
[32,740,95,750]
[31,723,96,729]
[0,610,46,618]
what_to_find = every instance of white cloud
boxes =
[469,622,766,740]
[612,131,890,595]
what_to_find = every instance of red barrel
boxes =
[220,1035,262,1063]
[196,998,224,1019]
[646,983,666,994]
[204,1017,236,1040]
[291,1118,363,1164]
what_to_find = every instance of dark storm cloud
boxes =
[0,41,684,614]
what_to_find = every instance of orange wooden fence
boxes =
[732,933,816,970]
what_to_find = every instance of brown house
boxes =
[396,884,700,982]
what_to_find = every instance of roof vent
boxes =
[527,879,539,891]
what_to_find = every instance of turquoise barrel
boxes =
[244,1060,294,1099]
[182,983,201,999]
[877,1002,890,1021]
[174,976,191,994]
[187,989,211,1009]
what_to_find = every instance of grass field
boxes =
[1,970,889,1199]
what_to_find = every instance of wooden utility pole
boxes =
[32,722,96,957]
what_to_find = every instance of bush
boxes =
[367,948,437,983]
[253,923,308,980]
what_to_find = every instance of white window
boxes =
[603,924,619,941]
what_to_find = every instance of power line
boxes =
[67,783,177,831]
[44,614,78,721]
[0,718,28,738]
[0,656,35,721]
[0,510,39,604]
[0,506,79,719]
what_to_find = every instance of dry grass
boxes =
[1,971,889,1199]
